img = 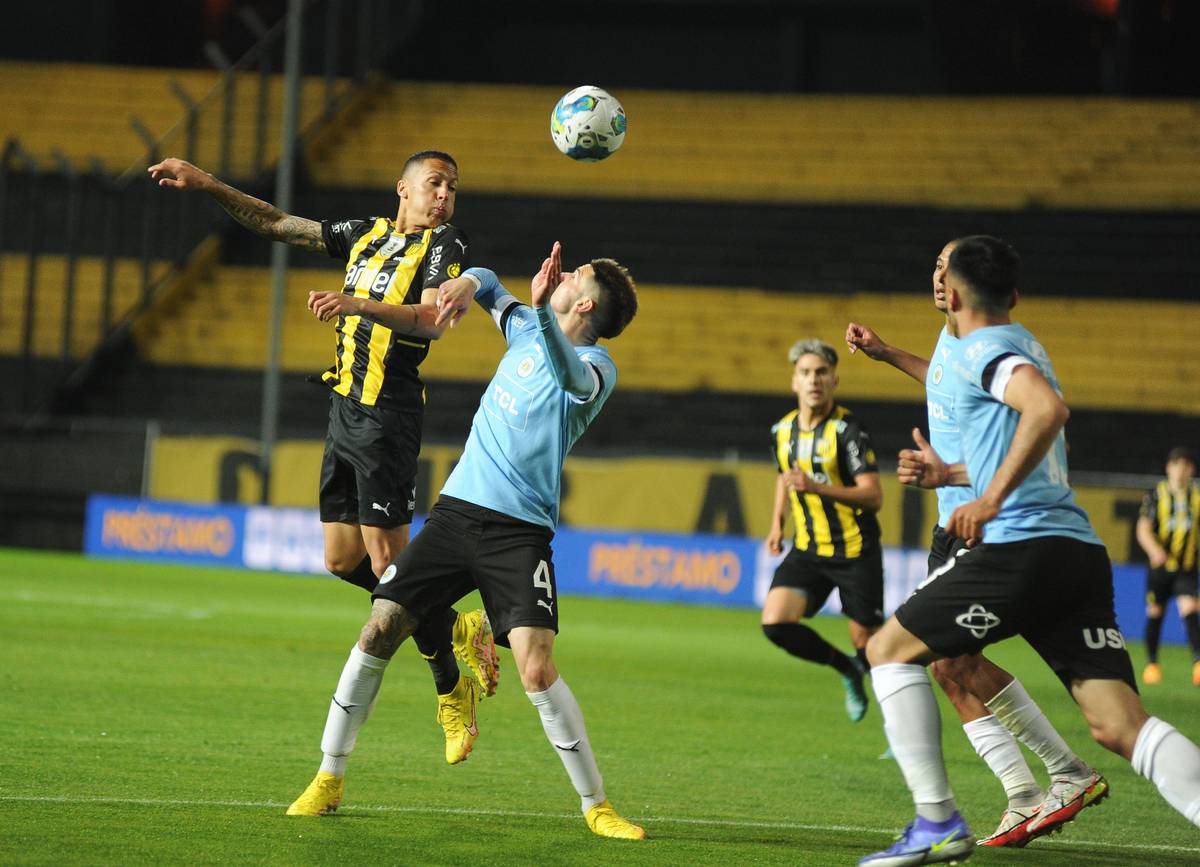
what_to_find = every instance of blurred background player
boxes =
[147,152,498,763]
[287,242,646,840]
[762,339,883,723]
[861,235,1200,866]
[1136,446,1200,686]
[846,241,1104,847]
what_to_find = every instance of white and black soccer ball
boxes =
[550,85,626,162]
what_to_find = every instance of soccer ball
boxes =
[550,86,626,162]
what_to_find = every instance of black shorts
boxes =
[373,496,557,647]
[1146,567,1200,607]
[928,525,970,575]
[895,535,1137,691]
[770,543,885,627]
[319,393,421,528]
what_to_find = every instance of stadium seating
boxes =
[0,61,344,178]
[132,265,1200,415]
[307,82,1200,209]
[0,253,170,358]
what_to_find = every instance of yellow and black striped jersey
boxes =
[772,405,880,559]
[1140,480,1200,573]
[319,217,470,411]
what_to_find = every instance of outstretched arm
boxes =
[531,242,594,399]
[148,158,325,254]
[845,322,930,383]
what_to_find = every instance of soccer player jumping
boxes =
[857,236,1200,866]
[287,242,646,840]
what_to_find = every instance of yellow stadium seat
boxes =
[128,265,1200,414]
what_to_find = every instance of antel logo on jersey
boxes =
[1082,627,1126,650]
[954,603,1001,639]
[517,357,536,377]
[931,363,944,384]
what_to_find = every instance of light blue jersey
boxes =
[948,323,1100,545]
[925,326,970,527]
[440,269,618,529]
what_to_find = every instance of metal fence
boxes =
[0,0,414,416]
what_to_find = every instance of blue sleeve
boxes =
[465,267,529,342]
[534,305,595,399]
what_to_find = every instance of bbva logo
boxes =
[1082,627,1126,650]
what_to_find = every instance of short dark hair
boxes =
[402,150,457,177]
[1167,446,1197,466]
[588,258,638,339]
[948,235,1020,314]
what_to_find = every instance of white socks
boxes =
[1132,716,1200,826]
[962,715,1041,808]
[872,663,957,820]
[986,679,1088,780]
[318,645,390,777]
[527,677,606,812]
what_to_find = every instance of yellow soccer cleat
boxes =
[1143,662,1163,685]
[285,772,344,816]
[1192,661,1200,687]
[585,800,647,840]
[452,609,500,697]
[436,673,480,764]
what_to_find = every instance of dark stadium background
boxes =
[1,0,1197,552]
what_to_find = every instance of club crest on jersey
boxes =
[448,263,461,278]
[932,364,944,384]
[378,237,405,258]
[517,356,536,377]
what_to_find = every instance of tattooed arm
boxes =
[148,158,325,254]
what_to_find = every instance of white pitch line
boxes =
[2,794,1198,855]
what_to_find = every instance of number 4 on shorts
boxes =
[533,560,554,599]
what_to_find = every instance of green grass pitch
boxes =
[1,547,1198,865]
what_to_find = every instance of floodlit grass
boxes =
[1,547,1198,865]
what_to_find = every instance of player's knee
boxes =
[358,603,415,660]
[865,631,890,667]
[367,552,393,578]
[1146,603,1164,619]
[519,657,555,693]
[325,554,356,577]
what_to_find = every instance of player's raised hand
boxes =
[845,322,888,360]
[147,158,211,191]
[434,276,475,328]
[308,290,360,322]
[945,497,999,547]
[530,241,563,307]
[898,427,948,488]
